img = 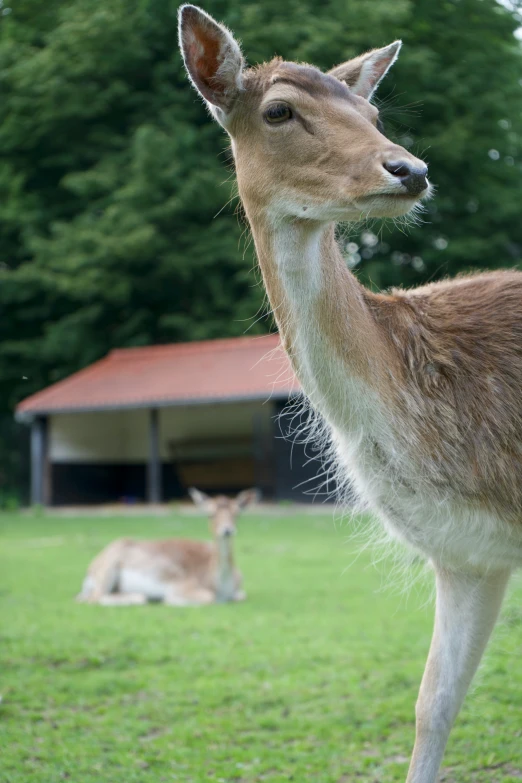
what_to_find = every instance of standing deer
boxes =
[179,6,522,782]
[77,488,257,606]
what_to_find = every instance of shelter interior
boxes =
[33,398,334,505]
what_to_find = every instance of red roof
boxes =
[16,335,301,418]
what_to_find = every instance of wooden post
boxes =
[147,408,162,504]
[253,405,275,500]
[30,415,49,506]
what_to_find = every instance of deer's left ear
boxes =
[178,4,244,121]
[328,41,401,100]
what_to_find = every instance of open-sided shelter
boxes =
[16,335,333,506]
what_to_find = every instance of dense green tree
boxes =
[0,0,521,497]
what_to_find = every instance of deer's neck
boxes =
[214,536,235,602]
[247,213,392,432]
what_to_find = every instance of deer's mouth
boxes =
[361,182,431,202]
[359,189,429,203]
[385,192,425,199]
[353,191,426,219]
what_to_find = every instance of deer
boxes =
[76,488,257,606]
[179,6,522,782]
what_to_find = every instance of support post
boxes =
[147,408,162,504]
[30,415,49,506]
[253,404,276,500]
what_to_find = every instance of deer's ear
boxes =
[188,487,215,514]
[178,4,244,121]
[235,488,260,511]
[328,41,401,100]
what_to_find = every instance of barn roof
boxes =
[16,335,301,419]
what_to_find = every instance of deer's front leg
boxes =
[406,565,510,783]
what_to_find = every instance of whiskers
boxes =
[391,199,430,233]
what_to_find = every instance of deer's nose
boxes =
[383,160,428,196]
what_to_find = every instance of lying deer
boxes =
[76,488,257,606]
[179,6,522,782]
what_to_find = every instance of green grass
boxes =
[1,510,521,782]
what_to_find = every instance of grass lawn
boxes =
[1,508,521,782]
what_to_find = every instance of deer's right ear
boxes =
[188,487,214,513]
[178,4,244,122]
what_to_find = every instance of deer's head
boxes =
[189,487,258,538]
[179,5,430,223]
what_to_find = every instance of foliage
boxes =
[1,0,522,492]
[0,487,20,510]
[2,510,522,781]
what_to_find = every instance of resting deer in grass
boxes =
[179,6,522,782]
[77,488,256,606]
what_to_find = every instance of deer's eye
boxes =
[264,103,293,124]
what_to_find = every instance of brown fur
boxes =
[179,8,521,780]
[365,271,522,517]
[77,489,257,605]
[232,60,399,213]
[220,56,522,522]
